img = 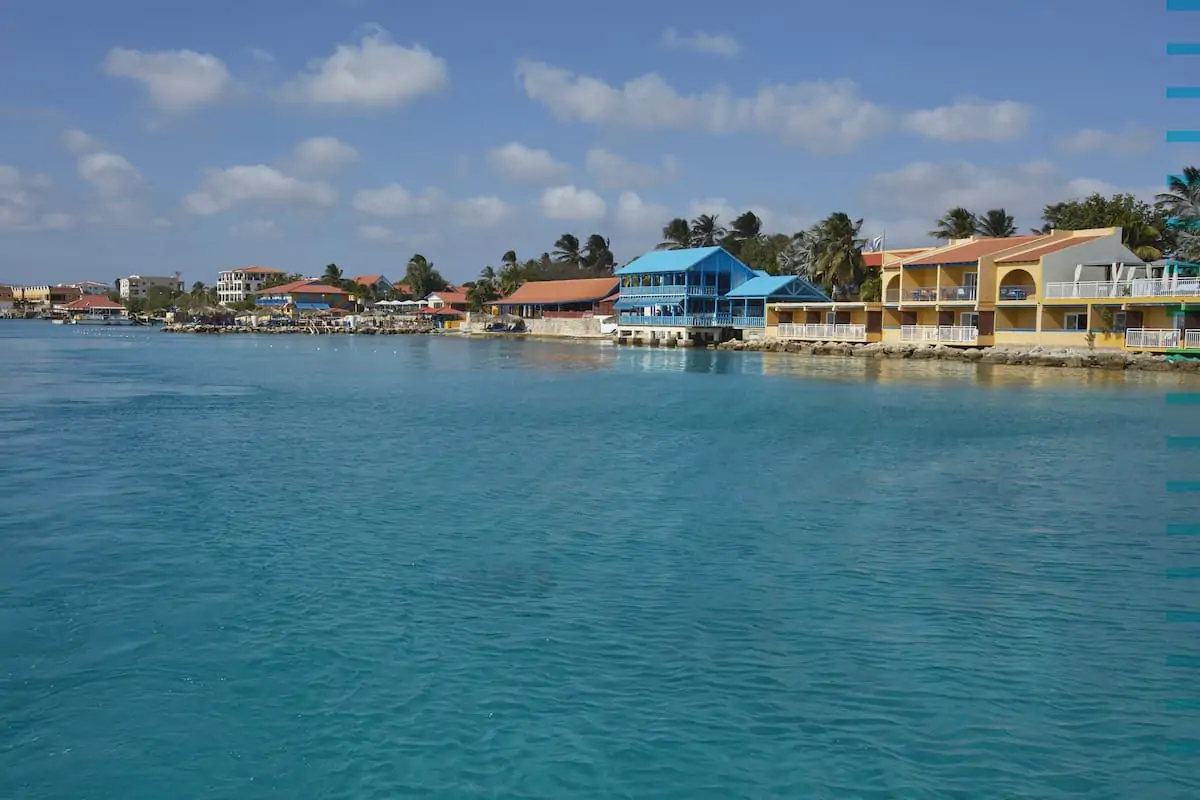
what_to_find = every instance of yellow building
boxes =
[765,229,1198,353]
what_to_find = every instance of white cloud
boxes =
[352,184,445,216]
[1058,127,1155,157]
[661,28,740,56]
[60,128,102,155]
[904,100,1031,142]
[516,60,889,154]
[249,48,275,64]
[285,136,359,175]
[280,27,447,109]
[103,47,231,112]
[356,224,437,246]
[540,185,607,221]
[615,191,669,232]
[859,160,1159,246]
[0,166,73,231]
[487,142,569,183]
[184,165,337,214]
[585,148,678,189]
[77,152,144,197]
[455,195,512,228]
[230,219,278,237]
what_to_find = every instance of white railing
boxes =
[901,325,978,344]
[1045,278,1200,299]
[778,323,867,341]
[1123,328,1200,350]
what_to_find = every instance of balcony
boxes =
[1045,278,1200,300]
[939,285,978,301]
[900,325,979,344]
[778,323,867,341]
[1125,328,1200,350]
[619,313,729,327]
[998,285,1036,301]
[619,284,718,297]
[732,315,765,327]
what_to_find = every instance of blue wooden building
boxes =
[614,246,829,341]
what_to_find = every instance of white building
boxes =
[118,273,182,300]
[66,281,111,295]
[217,266,287,305]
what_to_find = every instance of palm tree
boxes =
[322,263,343,285]
[403,254,448,299]
[928,207,978,241]
[354,281,376,309]
[501,250,518,268]
[498,262,525,295]
[552,234,583,268]
[778,229,819,280]
[658,218,691,250]
[975,209,1016,238]
[690,214,726,247]
[190,281,207,296]
[811,212,866,297]
[723,211,763,256]
[1157,166,1200,221]
[582,234,615,273]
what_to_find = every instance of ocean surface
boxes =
[1,322,1198,799]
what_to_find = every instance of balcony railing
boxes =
[939,286,978,301]
[998,284,1036,301]
[618,313,730,327]
[732,315,765,327]
[620,284,718,297]
[778,323,867,341]
[1045,278,1200,300]
[900,325,979,344]
[1124,328,1200,350]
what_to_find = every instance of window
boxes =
[1065,312,1088,331]
[825,311,837,325]
[961,312,979,329]
[1113,311,1127,332]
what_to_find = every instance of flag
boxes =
[869,235,884,251]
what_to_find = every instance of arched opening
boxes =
[884,275,900,303]
[999,269,1036,302]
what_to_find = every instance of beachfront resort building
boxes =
[118,273,183,300]
[9,284,83,312]
[493,277,619,318]
[351,274,393,297]
[61,295,128,322]
[615,246,831,342]
[217,266,287,305]
[764,227,1182,352]
[426,288,469,313]
[254,279,351,316]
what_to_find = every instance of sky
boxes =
[0,0,1191,287]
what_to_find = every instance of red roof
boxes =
[428,289,468,304]
[415,305,464,317]
[256,280,349,296]
[902,236,1044,267]
[866,248,934,268]
[351,274,388,285]
[497,277,619,305]
[63,295,124,310]
[229,265,285,274]
[994,235,1105,264]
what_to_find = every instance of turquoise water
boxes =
[1,323,1197,799]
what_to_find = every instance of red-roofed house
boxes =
[254,280,351,314]
[425,288,468,312]
[493,277,619,318]
[61,295,129,324]
[351,274,392,296]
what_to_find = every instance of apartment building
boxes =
[118,273,183,300]
[217,266,287,305]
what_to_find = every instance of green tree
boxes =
[722,211,763,257]
[657,218,691,250]
[582,234,615,273]
[322,263,343,285]
[1041,193,1166,260]
[403,254,449,299]
[975,208,1016,237]
[467,266,502,311]
[690,213,726,247]
[738,233,792,275]
[929,207,978,240]
[811,212,867,298]
[262,272,304,290]
[552,234,583,268]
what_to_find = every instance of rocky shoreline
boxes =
[712,338,1200,372]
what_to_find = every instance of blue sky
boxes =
[0,0,1187,286]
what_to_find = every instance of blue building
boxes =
[614,246,830,342]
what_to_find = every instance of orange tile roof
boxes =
[994,235,1105,264]
[256,280,349,295]
[902,235,1044,266]
[63,295,124,310]
[351,274,387,285]
[497,277,619,305]
[429,289,468,304]
[865,248,934,268]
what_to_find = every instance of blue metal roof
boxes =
[615,246,724,275]
[723,275,831,301]
[752,269,770,278]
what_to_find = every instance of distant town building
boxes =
[118,273,183,300]
[0,285,14,317]
[66,281,111,296]
[10,285,83,310]
[217,266,287,305]
[350,274,392,297]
